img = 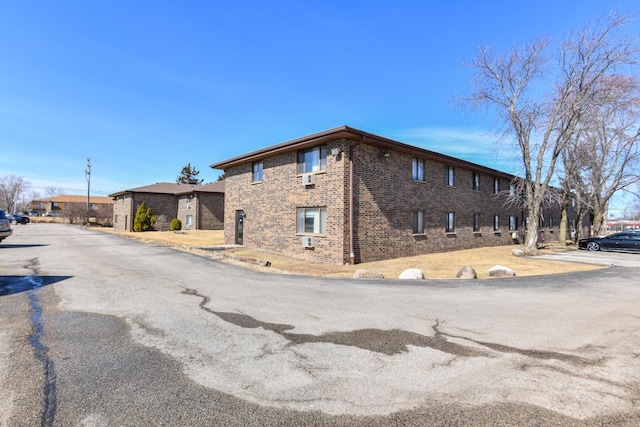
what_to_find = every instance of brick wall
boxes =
[224,139,348,264]
[177,195,195,229]
[223,137,568,264]
[113,195,133,231]
[198,193,224,230]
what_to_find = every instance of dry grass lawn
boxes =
[95,228,603,279]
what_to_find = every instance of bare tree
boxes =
[44,186,63,198]
[574,75,640,235]
[0,175,31,212]
[465,13,638,251]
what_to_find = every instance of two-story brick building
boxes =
[211,126,573,264]
[110,182,224,232]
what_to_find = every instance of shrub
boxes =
[133,202,157,232]
[170,218,182,231]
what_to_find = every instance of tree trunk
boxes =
[576,210,587,241]
[523,203,540,253]
[559,205,568,246]
[593,210,605,236]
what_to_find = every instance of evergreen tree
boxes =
[133,202,157,232]
[176,163,203,185]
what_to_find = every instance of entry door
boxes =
[235,210,245,245]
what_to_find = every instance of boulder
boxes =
[353,269,385,279]
[456,266,477,279]
[511,248,525,257]
[399,269,424,280]
[488,265,516,278]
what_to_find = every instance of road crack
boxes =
[24,258,57,427]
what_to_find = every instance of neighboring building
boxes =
[211,125,578,264]
[30,195,114,218]
[109,182,225,232]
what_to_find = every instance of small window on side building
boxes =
[446,212,455,233]
[473,213,481,232]
[412,211,424,234]
[252,161,263,182]
[412,158,425,181]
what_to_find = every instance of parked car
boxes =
[43,211,60,217]
[578,231,640,252]
[0,210,12,242]
[7,213,30,225]
[28,210,39,216]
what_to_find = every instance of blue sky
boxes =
[1,1,638,212]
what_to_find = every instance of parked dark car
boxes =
[578,231,640,252]
[7,213,30,225]
[0,210,12,242]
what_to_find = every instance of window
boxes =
[494,178,500,194]
[297,145,326,174]
[473,213,481,232]
[115,214,119,224]
[52,202,59,208]
[539,217,544,229]
[473,173,480,191]
[494,215,500,232]
[509,183,515,197]
[186,215,193,226]
[412,158,425,181]
[187,195,194,203]
[252,161,263,182]
[445,212,455,233]
[412,211,424,234]
[549,218,553,228]
[445,166,455,186]
[297,208,326,234]
[509,215,518,231]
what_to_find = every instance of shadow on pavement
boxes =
[0,275,72,296]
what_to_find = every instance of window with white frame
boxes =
[473,213,481,232]
[297,146,327,174]
[494,215,500,231]
[509,215,518,231]
[445,212,455,233]
[252,161,263,182]
[445,166,455,186]
[494,178,500,194]
[473,173,480,191]
[412,211,424,234]
[186,215,193,226]
[412,158,425,181]
[297,207,326,234]
[509,183,515,197]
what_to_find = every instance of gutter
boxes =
[349,134,365,264]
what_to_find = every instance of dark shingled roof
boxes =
[210,125,515,180]
[109,181,224,198]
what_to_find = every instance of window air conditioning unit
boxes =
[301,236,315,248]
[512,231,519,239]
[301,174,316,186]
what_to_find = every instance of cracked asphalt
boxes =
[1,224,639,426]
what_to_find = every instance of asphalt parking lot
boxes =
[536,248,640,267]
[1,224,639,426]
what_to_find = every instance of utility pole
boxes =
[85,157,91,225]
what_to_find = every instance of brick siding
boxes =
[222,137,577,264]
